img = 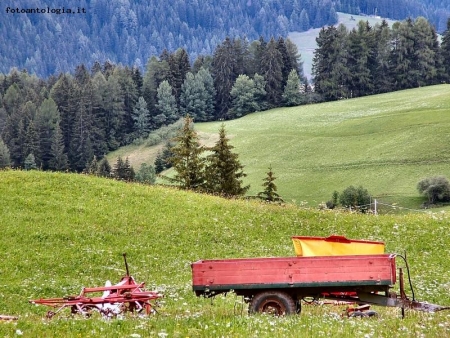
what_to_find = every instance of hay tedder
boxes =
[30,254,162,319]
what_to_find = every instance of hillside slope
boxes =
[1,170,450,336]
[195,85,450,209]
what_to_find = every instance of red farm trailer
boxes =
[192,236,450,316]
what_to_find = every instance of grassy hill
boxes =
[198,85,450,212]
[1,170,450,336]
[109,85,450,212]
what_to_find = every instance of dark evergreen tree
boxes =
[212,37,238,119]
[165,115,205,190]
[412,17,439,87]
[167,48,191,104]
[372,20,393,94]
[261,38,284,107]
[204,124,249,196]
[346,21,373,97]
[86,155,99,175]
[49,123,68,171]
[35,98,60,170]
[441,18,450,82]
[312,24,350,101]
[257,165,283,202]
[50,73,76,160]
[24,120,40,167]
[98,157,112,177]
[389,19,416,90]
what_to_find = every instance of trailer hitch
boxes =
[358,266,450,317]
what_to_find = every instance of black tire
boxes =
[249,291,296,316]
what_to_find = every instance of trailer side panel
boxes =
[192,254,396,294]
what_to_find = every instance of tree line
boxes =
[313,17,450,101]
[0,35,305,172]
[2,16,450,174]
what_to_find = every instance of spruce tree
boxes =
[212,37,238,119]
[261,38,283,107]
[165,115,205,190]
[98,158,112,177]
[204,124,249,196]
[49,123,69,171]
[24,153,37,170]
[257,165,283,202]
[441,18,450,82]
[282,69,303,106]
[86,155,99,175]
[155,80,178,126]
[132,96,150,138]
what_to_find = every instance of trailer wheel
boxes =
[249,291,296,316]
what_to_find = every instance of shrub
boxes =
[417,176,450,205]
[339,185,371,213]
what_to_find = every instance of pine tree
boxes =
[132,96,150,137]
[282,69,303,106]
[49,123,68,171]
[98,157,112,177]
[261,37,283,107]
[35,98,60,170]
[86,155,99,175]
[155,80,178,126]
[24,153,37,170]
[229,75,259,118]
[346,21,373,98]
[180,72,207,121]
[441,18,450,82]
[257,165,283,202]
[212,37,238,119]
[165,115,205,190]
[204,124,249,196]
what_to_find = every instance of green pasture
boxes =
[1,170,450,337]
[195,85,450,211]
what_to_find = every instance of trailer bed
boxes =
[192,254,396,297]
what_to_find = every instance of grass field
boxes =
[111,85,450,212]
[1,170,450,337]
[195,85,450,211]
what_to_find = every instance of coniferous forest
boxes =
[1,0,450,174]
[1,0,449,77]
[2,17,450,174]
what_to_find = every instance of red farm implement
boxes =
[30,254,162,319]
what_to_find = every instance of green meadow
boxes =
[195,84,450,211]
[1,170,450,337]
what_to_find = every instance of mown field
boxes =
[1,170,450,337]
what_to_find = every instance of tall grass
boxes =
[1,170,450,337]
